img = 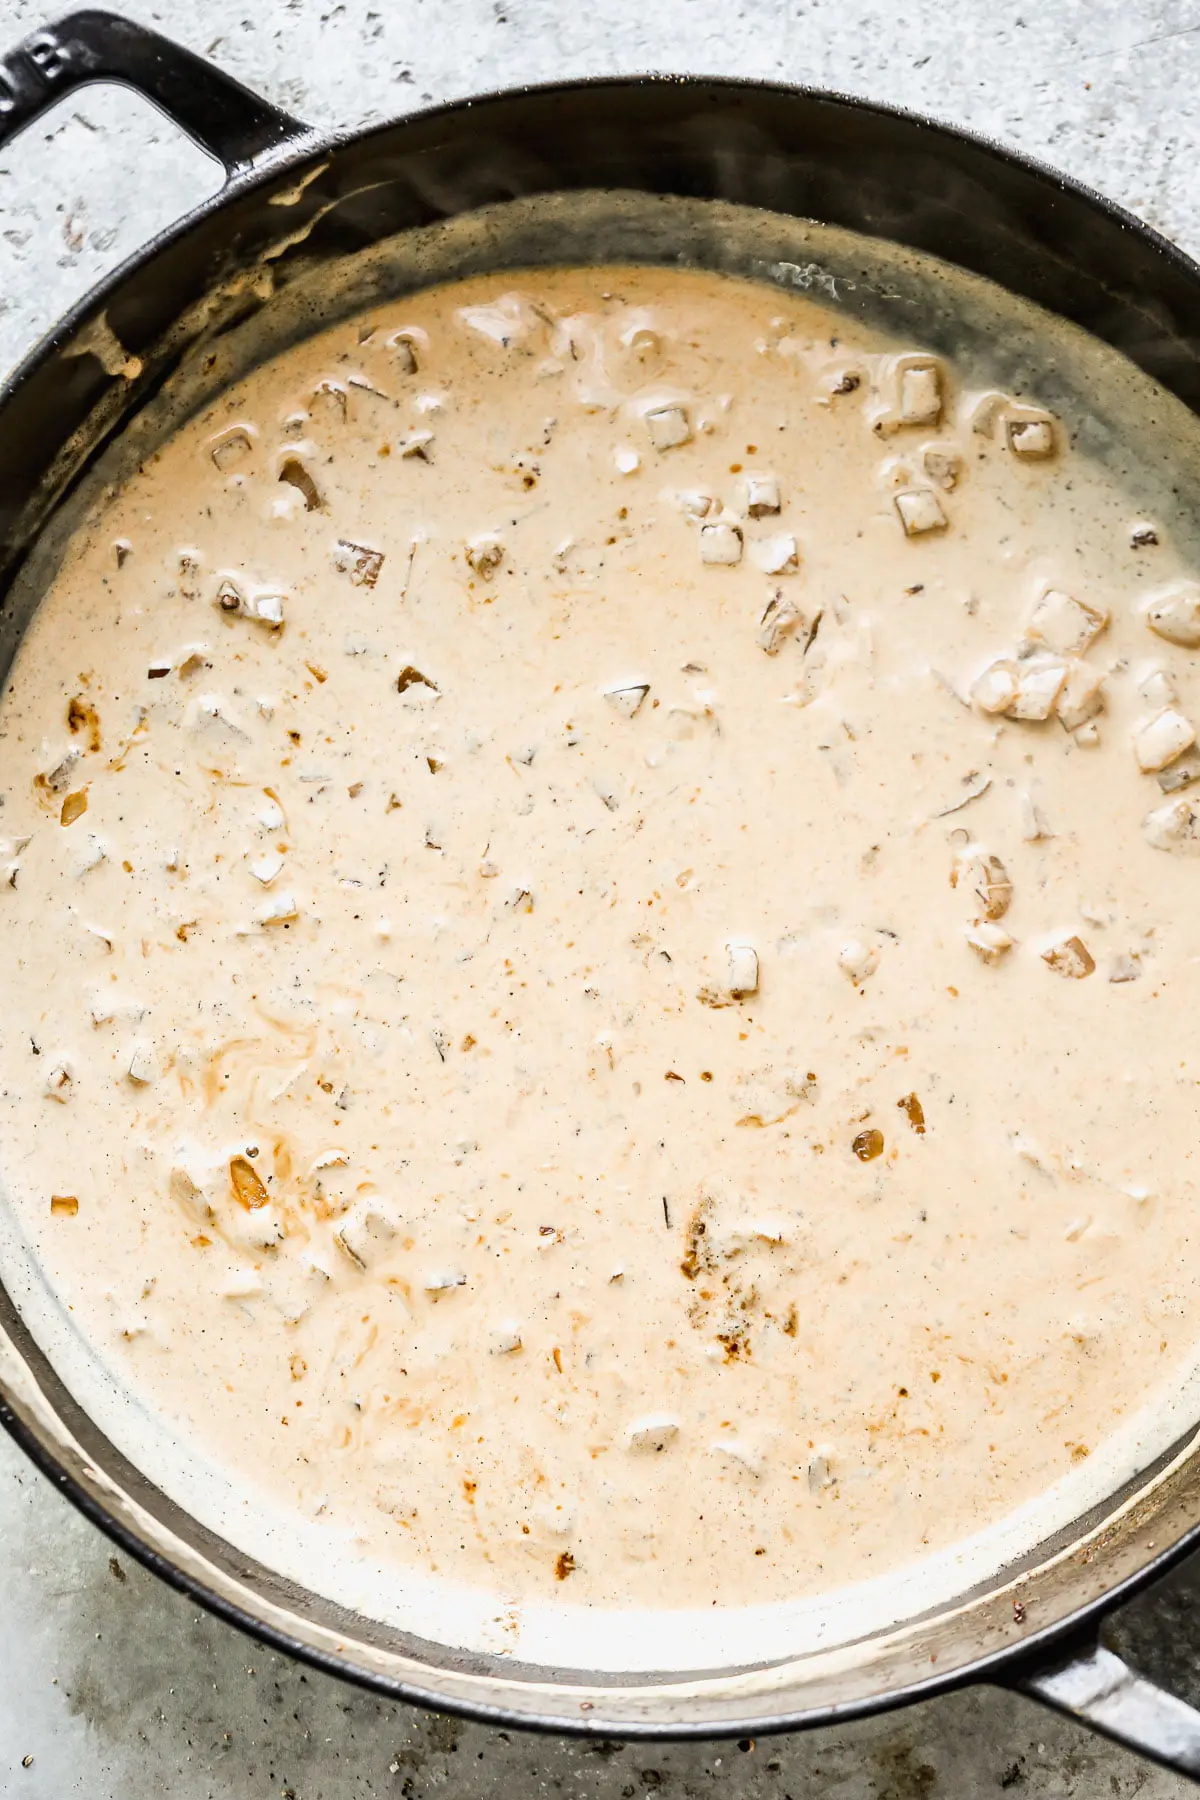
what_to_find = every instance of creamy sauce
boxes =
[2,260,1200,1656]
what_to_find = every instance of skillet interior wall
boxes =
[6,185,1200,1679]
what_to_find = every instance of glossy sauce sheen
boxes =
[2,264,1199,1628]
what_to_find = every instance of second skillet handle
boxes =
[1015,1642,1200,1781]
[0,8,310,176]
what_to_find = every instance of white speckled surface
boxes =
[4,1,1200,1792]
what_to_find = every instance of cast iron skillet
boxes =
[3,6,1200,1776]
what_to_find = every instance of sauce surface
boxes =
[2,262,1200,1644]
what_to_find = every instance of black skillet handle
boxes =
[1011,1640,1200,1781]
[0,9,311,176]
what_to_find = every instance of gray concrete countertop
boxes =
[4,1,1200,1792]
